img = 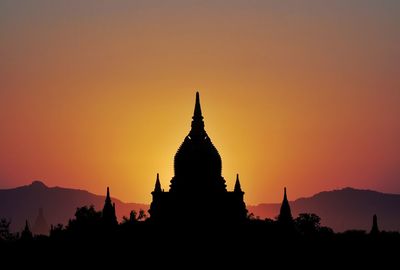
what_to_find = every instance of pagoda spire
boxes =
[189,92,206,139]
[102,187,117,227]
[283,187,288,201]
[21,220,33,240]
[234,174,243,193]
[154,173,162,192]
[193,91,203,120]
[106,187,111,203]
[370,214,379,235]
[278,187,293,225]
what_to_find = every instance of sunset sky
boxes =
[1,1,399,204]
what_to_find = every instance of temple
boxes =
[149,92,247,224]
[370,214,379,235]
[102,187,117,227]
[33,208,49,236]
[277,187,294,228]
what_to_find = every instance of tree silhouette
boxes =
[66,205,102,238]
[121,210,138,226]
[120,209,148,234]
[121,209,147,224]
[247,212,256,220]
[295,213,321,235]
[0,218,15,241]
[50,224,65,240]
[137,209,147,221]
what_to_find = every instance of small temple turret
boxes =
[277,187,294,227]
[234,174,243,193]
[370,214,379,235]
[33,208,49,236]
[153,173,162,193]
[102,187,117,227]
[21,220,33,240]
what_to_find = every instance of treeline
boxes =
[2,205,400,268]
[1,205,399,243]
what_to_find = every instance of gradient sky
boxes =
[1,0,399,204]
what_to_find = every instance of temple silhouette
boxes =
[2,93,399,265]
[277,187,294,228]
[370,214,379,235]
[102,187,118,228]
[32,208,49,236]
[149,92,247,224]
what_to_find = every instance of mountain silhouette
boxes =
[2,182,400,232]
[0,181,147,233]
[248,187,400,232]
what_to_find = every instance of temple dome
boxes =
[170,92,226,193]
[174,133,222,178]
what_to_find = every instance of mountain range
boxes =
[1,181,399,233]
[248,187,400,232]
[0,181,147,234]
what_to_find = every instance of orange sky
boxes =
[1,1,400,204]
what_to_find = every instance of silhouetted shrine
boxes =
[370,214,379,235]
[102,187,117,227]
[149,92,247,224]
[277,187,295,230]
[278,188,293,224]
[33,208,49,236]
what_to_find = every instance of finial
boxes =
[189,92,206,139]
[284,187,287,201]
[193,91,203,120]
[107,187,110,199]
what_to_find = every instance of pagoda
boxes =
[149,92,247,224]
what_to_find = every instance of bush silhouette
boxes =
[0,218,16,241]
[66,205,102,239]
[295,213,321,235]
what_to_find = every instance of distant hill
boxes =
[1,182,399,233]
[0,181,147,233]
[248,187,400,232]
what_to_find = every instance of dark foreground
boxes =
[1,223,399,267]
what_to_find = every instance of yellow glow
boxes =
[1,2,400,204]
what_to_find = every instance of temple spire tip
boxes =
[234,173,242,192]
[154,173,162,192]
[193,92,203,120]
